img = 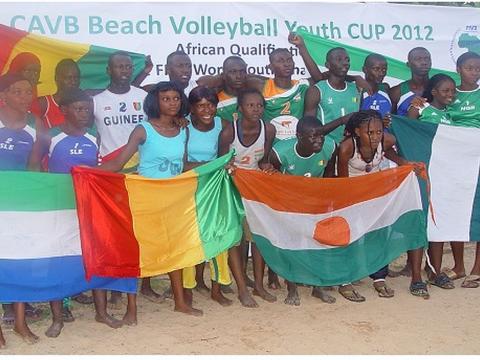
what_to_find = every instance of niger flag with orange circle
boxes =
[234,165,427,287]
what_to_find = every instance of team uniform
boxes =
[47,129,98,173]
[360,84,392,118]
[396,81,417,117]
[138,122,186,179]
[42,95,65,129]
[262,78,310,141]
[315,80,360,144]
[182,116,231,289]
[0,116,36,170]
[447,86,480,128]
[216,90,239,122]
[272,137,336,177]
[230,119,266,170]
[93,87,147,171]
[418,104,452,125]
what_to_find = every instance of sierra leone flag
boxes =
[233,165,426,286]
[391,116,480,242]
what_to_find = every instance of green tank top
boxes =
[315,80,360,143]
[272,136,336,177]
[216,90,239,122]
[419,104,452,125]
[447,87,480,128]
[263,79,310,141]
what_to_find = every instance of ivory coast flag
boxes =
[72,153,244,280]
[297,29,459,83]
[391,116,480,242]
[0,171,137,302]
[0,24,146,96]
[233,165,426,286]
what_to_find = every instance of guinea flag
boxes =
[391,116,480,242]
[0,23,146,96]
[72,152,244,279]
[0,171,137,303]
[233,165,426,286]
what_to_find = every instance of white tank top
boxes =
[348,137,384,177]
[230,119,265,170]
[93,87,147,157]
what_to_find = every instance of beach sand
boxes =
[2,243,479,355]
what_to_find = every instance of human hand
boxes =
[288,32,305,48]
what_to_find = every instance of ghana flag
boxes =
[297,29,459,83]
[233,165,426,286]
[0,23,146,96]
[72,152,244,280]
[0,171,137,303]
[391,116,480,242]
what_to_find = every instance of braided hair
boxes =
[345,110,383,161]
[421,73,455,103]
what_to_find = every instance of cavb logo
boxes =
[449,25,480,65]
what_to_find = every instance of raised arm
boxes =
[288,32,325,84]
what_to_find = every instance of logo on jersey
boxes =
[133,102,142,111]
[103,106,112,111]
[293,94,302,103]
[318,160,325,166]
[0,137,14,150]
[304,172,312,177]
[70,143,83,155]
[461,100,475,111]
[327,97,333,105]
[288,164,295,171]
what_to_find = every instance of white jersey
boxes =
[230,120,266,170]
[93,86,147,157]
[348,137,384,177]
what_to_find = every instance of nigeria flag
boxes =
[391,116,480,242]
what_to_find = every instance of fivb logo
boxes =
[449,24,480,65]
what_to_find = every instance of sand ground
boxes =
[2,243,479,355]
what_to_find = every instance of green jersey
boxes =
[216,90,239,122]
[263,78,310,141]
[447,87,480,128]
[315,80,360,143]
[419,104,452,125]
[272,136,336,177]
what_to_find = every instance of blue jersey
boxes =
[138,122,186,179]
[0,120,36,171]
[187,116,222,162]
[360,85,392,118]
[396,81,416,117]
[48,130,98,174]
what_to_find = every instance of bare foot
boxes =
[174,304,203,317]
[140,288,165,304]
[211,291,233,306]
[13,326,39,345]
[221,284,234,294]
[267,272,282,290]
[238,291,258,308]
[45,321,64,338]
[284,289,300,306]
[252,287,277,303]
[122,313,137,326]
[162,287,174,300]
[311,287,336,304]
[95,313,123,329]
[194,282,210,296]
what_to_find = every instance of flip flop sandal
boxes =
[410,281,430,299]
[461,275,480,288]
[339,286,365,302]
[441,268,466,281]
[374,283,395,298]
[429,272,455,290]
[62,307,75,323]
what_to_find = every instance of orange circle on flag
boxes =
[313,216,351,247]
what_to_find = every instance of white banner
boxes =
[0,2,479,85]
